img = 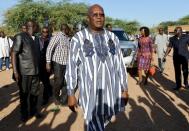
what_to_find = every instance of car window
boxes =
[112,30,129,41]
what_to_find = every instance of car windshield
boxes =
[112,30,129,41]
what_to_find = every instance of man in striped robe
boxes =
[65,4,129,131]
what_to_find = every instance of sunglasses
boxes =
[91,13,105,18]
[42,31,48,33]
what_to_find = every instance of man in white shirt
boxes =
[0,31,13,71]
[155,28,169,73]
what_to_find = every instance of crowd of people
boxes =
[0,3,189,131]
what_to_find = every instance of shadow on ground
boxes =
[0,70,189,131]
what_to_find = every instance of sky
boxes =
[0,0,189,27]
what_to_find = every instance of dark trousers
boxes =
[173,56,188,88]
[39,64,52,101]
[53,62,67,103]
[18,75,40,118]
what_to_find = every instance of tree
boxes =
[178,15,189,25]
[113,19,139,34]
[158,21,177,33]
[3,1,140,35]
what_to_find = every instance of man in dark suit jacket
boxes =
[12,20,42,122]
[164,27,189,90]
[39,27,52,105]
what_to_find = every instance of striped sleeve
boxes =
[46,34,60,63]
[65,34,81,96]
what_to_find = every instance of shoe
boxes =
[41,97,50,106]
[30,111,43,119]
[0,69,2,72]
[20,115,28,122]
[6,68,9,71]
[173,87,180,91]
[41,100,49,106]
[59,97,68,106]
[34,112,43,119]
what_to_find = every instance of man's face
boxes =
[175,28,182,36]
[27,21,36,35]
[21,26,27,32]
[159,28,163,35]
[42,28,49,38]
[88,6,105,31]
[107,25,112,31]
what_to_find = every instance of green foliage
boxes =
[2,0,140,35]
[48,3,88,30]
[4,2,49,32]
[158,21,177,32]
[158,15,189,33]
[113,19,139,34]
[178,15,189,25]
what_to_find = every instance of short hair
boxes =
[174,26,182,33]
[42,26,49,30]
[88,4,104,16]
[105,23,112,28]
[158,27,163,31]
[26,20,36,27]
[140,26,150,37]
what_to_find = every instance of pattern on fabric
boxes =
[108,38,116,55]
[83,39,95,57]
[94,34,109,62]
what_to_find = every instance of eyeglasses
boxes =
[42,31,48,33]
[91,13,105,18]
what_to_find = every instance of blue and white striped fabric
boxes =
[65,28,128,128]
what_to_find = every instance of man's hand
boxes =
[46,63,51,73]
[14,72,20,82]
[121,91,129,106]
[68,95,77,112]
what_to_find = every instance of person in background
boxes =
[21,24,27,32]
[39,27,53,105]
[137,26,154,85]
[66,4,129,131]
[46,23,70,111]
[154,27,169,73]
[164,27,189,90]
[0,31,13,71]
[11,20,42,122]
[105,23,112,31]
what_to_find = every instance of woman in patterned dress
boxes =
[137,26,154,85]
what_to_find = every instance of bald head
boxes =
[87,4,105,32]
[88,4,104,16]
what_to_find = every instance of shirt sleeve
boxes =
[168,37,173,48]
[154,36,158,45]
[46,34,60,63]
[12,34,22,53]
[115,35,128,92]
[7,37,13,48]
[65,34,81,95]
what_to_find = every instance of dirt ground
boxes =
[0,54,189,131]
